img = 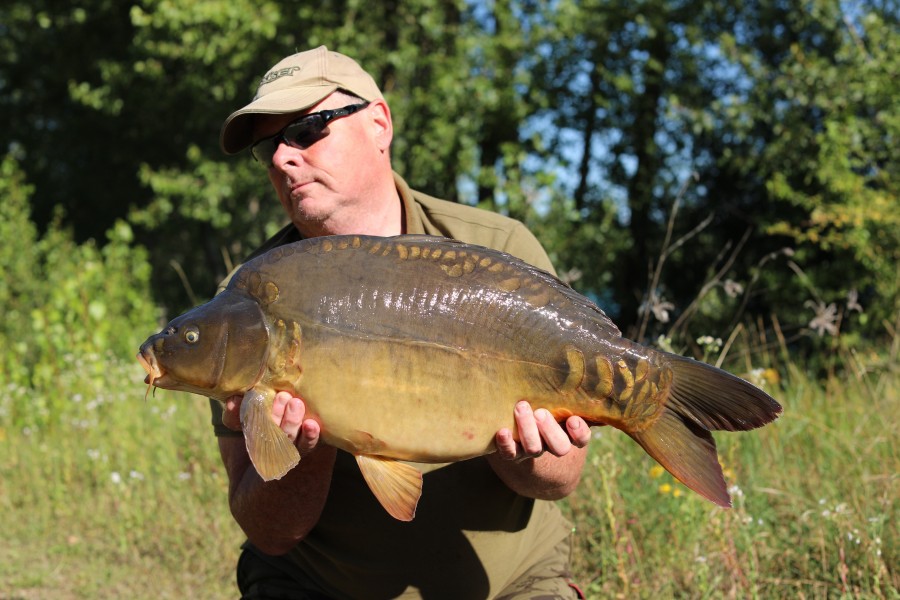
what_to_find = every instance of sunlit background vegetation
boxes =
[1,0,897,597]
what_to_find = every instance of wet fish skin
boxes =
[138,234,782,521]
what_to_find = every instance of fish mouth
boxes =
[137,350,165,400]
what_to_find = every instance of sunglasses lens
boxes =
[250,142,272,165]
[250,115,328,165]
[284,115,327,149]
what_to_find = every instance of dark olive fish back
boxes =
[230,235,625,370]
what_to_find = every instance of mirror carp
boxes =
[138,235,782,521]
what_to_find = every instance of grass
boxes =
[0,354,243,599]
[563,346,899,598]
[1,346,897,598]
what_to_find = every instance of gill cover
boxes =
[139,290,269,398]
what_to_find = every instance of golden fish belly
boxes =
[292,326,593,462]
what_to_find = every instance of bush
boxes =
[0,154,160,429]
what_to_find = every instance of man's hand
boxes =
[222,391,322,456]
[218,391,336,554]
[494,400,592,462]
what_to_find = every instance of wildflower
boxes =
[655,335,675,353]
[648,293,675,324]
[727,484,744,498]
[696,335,722,350]
[87,449,101,461]
[719,459,735,479]
[846,289,862,313]
[649,465,665,479]
[659,483,672,495]
[129,470,144,481]
[806,300,840,337]
[178,472,192,481]
[559,267,583,285]
[672,488,683,498]
[110,471,122,485]
[748,368,767,389]
[723,279,744,298]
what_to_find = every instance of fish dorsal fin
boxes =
[355,455,423,521]
[240,388,300,481]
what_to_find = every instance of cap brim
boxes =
[219,85,338,154]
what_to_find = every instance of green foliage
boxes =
[686,0,900,355]
[764,10,900,321]
[2,0,897,344]
[0,155,159,428]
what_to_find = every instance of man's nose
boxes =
[270,138,305,169]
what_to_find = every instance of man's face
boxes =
[251,95,392,236]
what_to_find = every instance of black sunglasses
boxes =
[250,102,370,165]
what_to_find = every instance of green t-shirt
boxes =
[211,173,573,599]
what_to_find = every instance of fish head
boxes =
[137,291,269,400]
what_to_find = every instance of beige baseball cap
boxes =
[220,46,384,154]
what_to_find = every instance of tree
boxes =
[2,0,896,348]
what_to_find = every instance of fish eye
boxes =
[184,328,200,344]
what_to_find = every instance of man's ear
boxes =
[368,99,393,152]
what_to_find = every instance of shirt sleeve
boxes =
[500,221,557,276]
[210,397,243,438]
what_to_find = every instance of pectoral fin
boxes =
[240,388,300,481]
[356,455,423,521]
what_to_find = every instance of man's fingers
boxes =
[297,419,321,456]
[272,391,290,424]
[275,392,303,442]
[515,401,543,457]
[566,416,592,448]
[495,428,518,460]
[535,409,571,457]
[497,404,594,462]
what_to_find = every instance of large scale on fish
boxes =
[138,235,781,521]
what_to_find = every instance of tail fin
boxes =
[628,355,782,507]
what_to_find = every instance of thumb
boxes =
[222,394,243,431]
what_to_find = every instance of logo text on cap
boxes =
[260,66,302,86]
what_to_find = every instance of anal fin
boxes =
[240,388,300,481]
[356,455,423,521]
[628,408,730,507]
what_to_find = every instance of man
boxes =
[213,46,590,599]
